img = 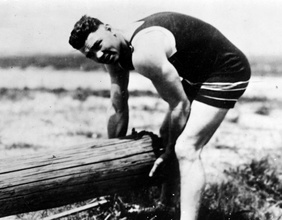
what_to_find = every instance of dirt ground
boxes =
[0,67,281,185]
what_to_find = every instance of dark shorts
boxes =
[181,53,251,109]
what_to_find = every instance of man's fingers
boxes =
[149,164,158,177]
[149,158,163,177]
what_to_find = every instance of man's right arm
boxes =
[105,64,130,138]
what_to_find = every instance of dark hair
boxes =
[69,15,104,50]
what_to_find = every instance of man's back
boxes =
[128,12,248,83]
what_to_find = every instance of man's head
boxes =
[69,15,103,50]
[69,15,122,64]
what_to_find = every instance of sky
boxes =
[1,0,282,57]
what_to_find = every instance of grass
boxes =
[120,157,282,220]
[0,87,160,102]
[0,54,104,72]
[255,105,271,116]
[200,157,282,220]
[118,157,282,220]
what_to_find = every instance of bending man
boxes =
[69,12,251,220]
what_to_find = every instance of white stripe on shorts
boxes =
[182,78,249,91]
[201,95,238,102]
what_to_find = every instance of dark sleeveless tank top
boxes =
[119,12,246,83]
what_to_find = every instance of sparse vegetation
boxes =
[0,54,104,71]
[200,158,282,220]
[255,105,271,116]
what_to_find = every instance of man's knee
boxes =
[175,136,201,162]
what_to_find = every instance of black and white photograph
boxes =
[0,0,282,219]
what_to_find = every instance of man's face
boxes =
[80,25,120,64]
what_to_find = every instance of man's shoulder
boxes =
[132,37,161,68]
[131,30,175,70]
[132,26,176,58]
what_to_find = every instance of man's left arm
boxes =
[150,62,191,170]
[149,62,190,176]
[132,33,191,176]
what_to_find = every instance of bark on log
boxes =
[0,132,162,218]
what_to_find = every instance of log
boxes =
[0,131,163,218]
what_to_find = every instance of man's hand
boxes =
[149,151,172,177]
[149,157,164,177]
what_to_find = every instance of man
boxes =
[69,12,251,220]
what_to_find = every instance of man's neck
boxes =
[115,21,144,43]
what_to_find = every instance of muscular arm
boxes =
[151,62,190,157]
[105,64,129,138]
[133,32,190,161]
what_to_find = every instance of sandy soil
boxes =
[0,67,281,184]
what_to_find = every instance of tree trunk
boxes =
[0,132,162,217]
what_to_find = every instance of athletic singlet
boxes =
[119,12,251,108]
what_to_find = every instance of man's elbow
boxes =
[170,98,190,113]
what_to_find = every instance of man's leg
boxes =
[175,101,228,220]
